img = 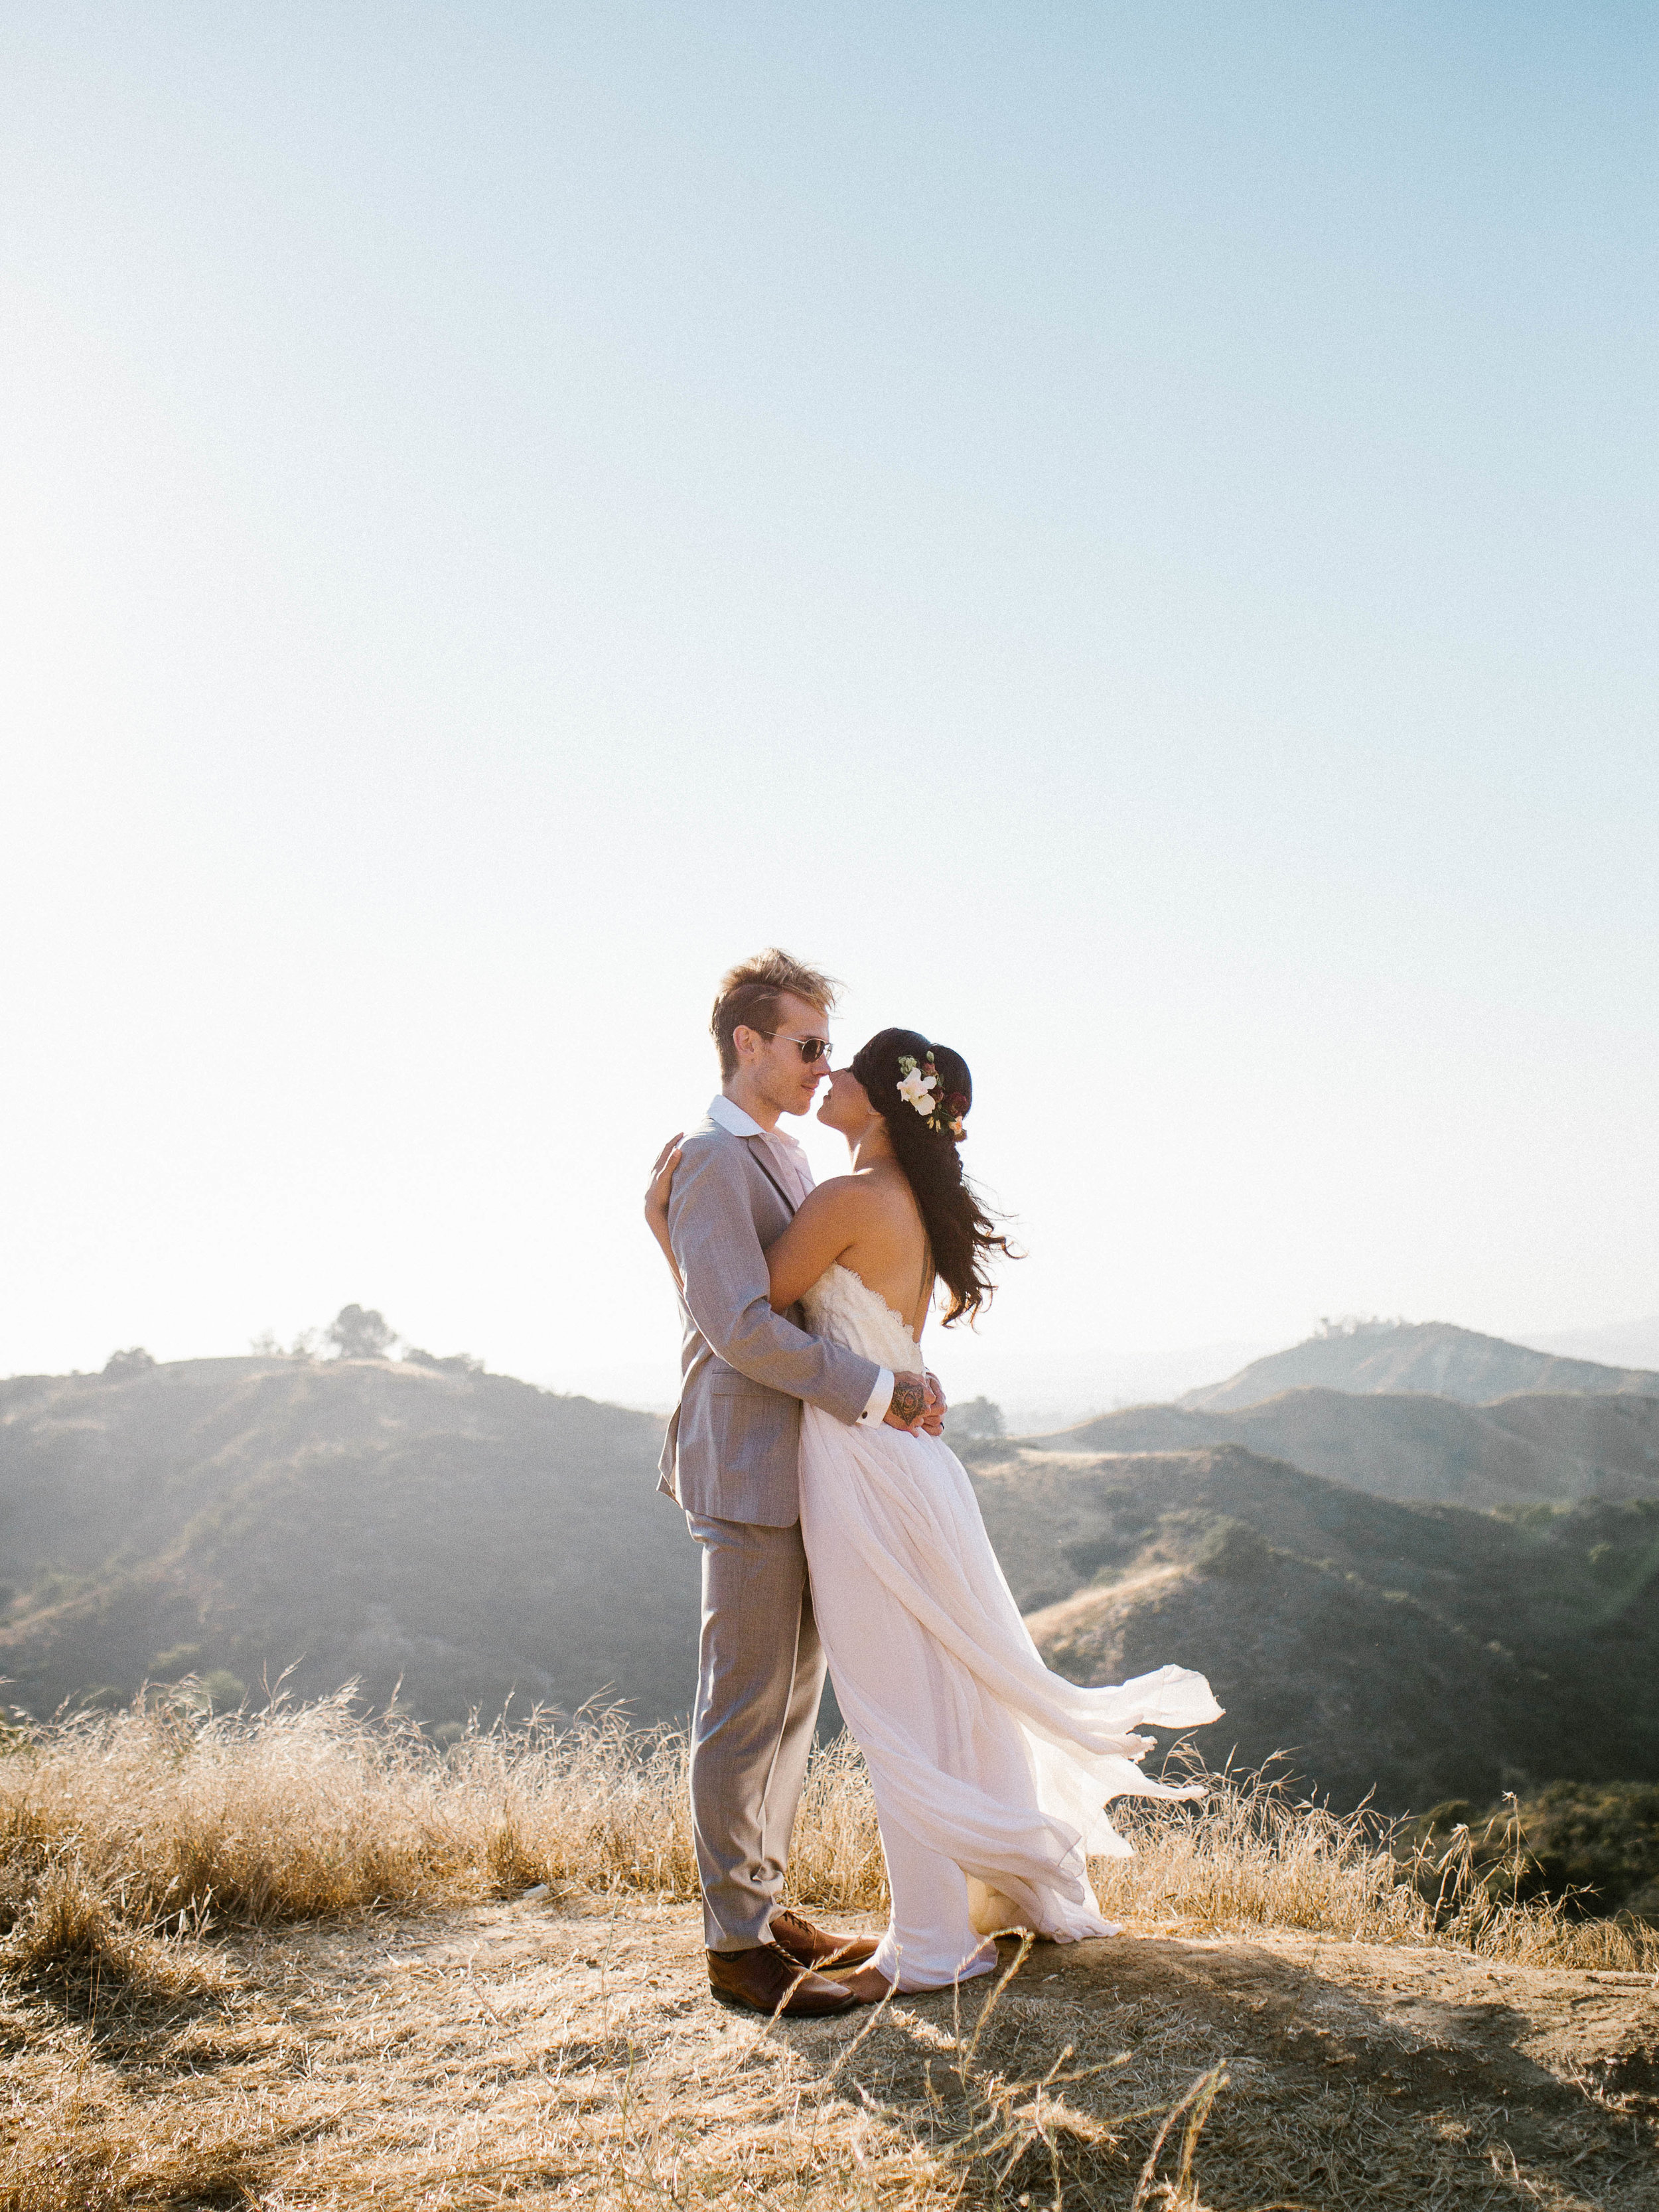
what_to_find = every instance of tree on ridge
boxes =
[325,1305,396,1361]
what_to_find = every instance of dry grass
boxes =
[2,1697,1656,2209]
[1,1694,1651,1970]
[1099,1756,1659,1972]
[0,1890,1270,2212]
[1,1854,230,2008]
[4,1884,1654,2212]
[0,1693,889,1937]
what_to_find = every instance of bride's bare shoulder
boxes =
[810,1168,920,1235]
[796,1171,884,1222]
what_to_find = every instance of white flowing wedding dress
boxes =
[798,1263,1223,1992]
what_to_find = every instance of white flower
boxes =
[896,1066,937,1115]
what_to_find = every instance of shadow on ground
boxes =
[4,1898,1656,2209]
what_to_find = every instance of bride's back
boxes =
[817,1164,933,1339]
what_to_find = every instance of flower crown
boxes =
[895,1051,968,1141]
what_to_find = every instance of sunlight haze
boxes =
[3,4,1654,1422]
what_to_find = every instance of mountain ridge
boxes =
[0,1355,694,1726]
[1179,1320,1659,1413]
[6,1344,1659,1814]
[1034,1385,1659,1511]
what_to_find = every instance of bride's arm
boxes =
[764,1179,869,1310]
[642,1135,685,1290]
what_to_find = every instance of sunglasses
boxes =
[762,1032,832,1064]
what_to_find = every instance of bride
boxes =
[651,1026,1221,1996]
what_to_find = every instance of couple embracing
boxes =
[644,949,1220,2016]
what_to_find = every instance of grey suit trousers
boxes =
[687,1511,826,1951]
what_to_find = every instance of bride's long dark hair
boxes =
[849,1028,1016,1326]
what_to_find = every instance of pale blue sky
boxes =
[3,5,1654,1415]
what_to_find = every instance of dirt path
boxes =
[3,1896,1655,2208]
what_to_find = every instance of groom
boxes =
[656,949,943,2016]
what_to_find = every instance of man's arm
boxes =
[668,1139,886,1426]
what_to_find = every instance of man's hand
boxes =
[883,1371,927,1431]
[921,1371,946,1437]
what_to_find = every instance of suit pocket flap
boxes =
[707,1369,773,1397]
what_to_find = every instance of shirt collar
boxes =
[707,1093,764,1139]
[707,1093,806,1153]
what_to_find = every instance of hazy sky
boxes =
[3,4,1654,1416]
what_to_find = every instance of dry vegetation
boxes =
[3,1694,1653,1967]
[1,1694,1656,2209]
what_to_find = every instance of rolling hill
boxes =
[5,1346,1658,1817]
[1038,1387,1659,1511]
[0,1355,696,1726]
[1179,1320,1659,1412]
[970,1443,1659,1811]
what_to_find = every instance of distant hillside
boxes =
[1039,1388,1659,1511]
[0,1357,693,1726]
[1479,1392,1659,1497]
[1179,1320,1659,1413]
[969,1444,1659,1812]
[7,1352,1659,1818]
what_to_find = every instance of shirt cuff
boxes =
[856,1368,895,1424]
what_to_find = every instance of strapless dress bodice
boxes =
[800,1262,920,1372]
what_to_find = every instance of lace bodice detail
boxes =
[801,1263,921,1371]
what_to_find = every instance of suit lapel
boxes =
[743,1135,797,1217]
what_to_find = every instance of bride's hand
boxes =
[644,1135,684,1229]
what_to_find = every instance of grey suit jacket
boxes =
[657,1115,882,1527]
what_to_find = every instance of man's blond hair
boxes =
[711,949,840,1081]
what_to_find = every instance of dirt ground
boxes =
[3,1895,1656,2209]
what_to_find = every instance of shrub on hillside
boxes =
[1410,1780,1659,1920]
[945,1395,1005,1441]
[325,1304,397,1360]
[1194,1517,1271,1578]
[102,1346,155,1375]
[1511,1781,1659,1917]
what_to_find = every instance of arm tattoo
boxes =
[889,1373,926,1427]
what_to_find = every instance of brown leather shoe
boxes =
[768,1907,881,1971]
[707,1942,861,2016]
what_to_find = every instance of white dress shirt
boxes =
[707,1093,896,1424]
